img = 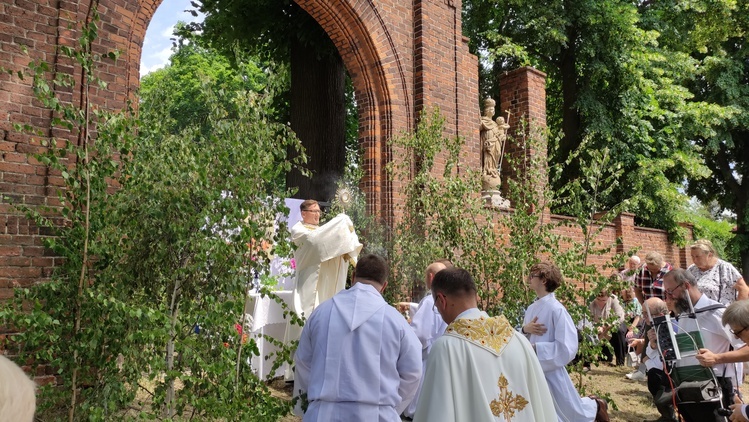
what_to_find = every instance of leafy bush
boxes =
[1,15,303,421]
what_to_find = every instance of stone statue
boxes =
[480,99,510,208]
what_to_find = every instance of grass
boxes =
[271,362,748,422]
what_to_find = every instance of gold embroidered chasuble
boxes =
[413,310,557,422]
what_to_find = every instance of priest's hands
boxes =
[396,302,410,312]
[522,317,547,335]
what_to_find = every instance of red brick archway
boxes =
[0,0,480,292]
[0,0,696,320]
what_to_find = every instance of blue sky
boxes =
[140,0,204,77]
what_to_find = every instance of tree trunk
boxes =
[286,34,347,203]
[556,22,582,184]
[735,198,749,279]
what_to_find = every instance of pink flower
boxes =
[235,323,243,335]
[290,258,296,270]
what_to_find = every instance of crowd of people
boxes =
[4,196,749,422]
[286,200,749,422]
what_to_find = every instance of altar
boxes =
[246,286,294,380]
[244,198,302,379]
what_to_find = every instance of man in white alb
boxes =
[283,200,362,350]
[414,267,557,422]
[400,259,451,419]
[293,254,422,421]
[521,261,609,422]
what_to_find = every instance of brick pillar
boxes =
[614,212,636,255]
[499,67,547,206]
[413,0,480,178]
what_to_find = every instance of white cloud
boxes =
[140,46,174,77]
[140,0,204,79]
[161,25,176,39]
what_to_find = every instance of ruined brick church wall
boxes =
[0,0,480,301]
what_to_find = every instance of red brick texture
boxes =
[0,0,689,315]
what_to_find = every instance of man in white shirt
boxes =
[663,268,743,422]
[400,259,451,419]
[414,267,557,422]
[293,254,422,421]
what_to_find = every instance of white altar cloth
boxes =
[246,289,294,379]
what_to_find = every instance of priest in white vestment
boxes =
[414,267,557,422]
[521,262,608,422]
[401,260,451,419]
[283,200,362,348]
[294,254,422,421]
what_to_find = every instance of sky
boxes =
[140,0,204,78]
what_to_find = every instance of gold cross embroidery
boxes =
[490,374,529,420]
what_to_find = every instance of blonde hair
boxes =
[0,355,36,422]
[644,251,664,266]
[690,238,716,256]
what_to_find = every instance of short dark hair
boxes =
[432,267,476,298]
[300,199,319,211]
[355,254,389,284]
[530,262,563,292]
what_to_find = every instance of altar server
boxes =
[294,254,421,421]
[521,262,609,422]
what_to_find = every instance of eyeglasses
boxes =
[302,209,321,214]
[731,327,747,337]
[664,282,684,297]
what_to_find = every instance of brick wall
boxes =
[0,0,691,336]
[0,0,479,302]
[547,213,693,276]
[497,69,693,277]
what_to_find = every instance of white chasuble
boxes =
[284,214,362,345]
[523,294,598,422]
[414,309,557,422]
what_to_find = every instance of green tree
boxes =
[462,0,714,236]
[2,15,303,420]
[139,33,270,135]
[666,2,749,274]
[112,76,301,418]
[387,110,627,402]
[187,0,349,202]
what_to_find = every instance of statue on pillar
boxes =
[480,98,510,208]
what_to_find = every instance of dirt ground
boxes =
[272,362,748,422]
